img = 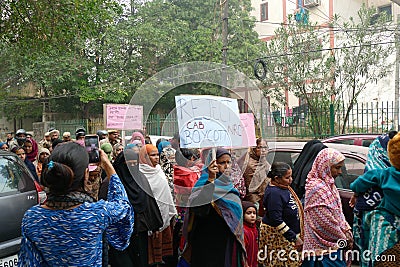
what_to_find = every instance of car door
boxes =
[0,153,37,259]
[335,155,366,226]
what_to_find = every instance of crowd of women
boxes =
[3,127,399,267]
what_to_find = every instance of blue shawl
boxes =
[192,169,244,246]
[355,134,389,212]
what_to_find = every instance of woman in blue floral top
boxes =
[18,141,134,267]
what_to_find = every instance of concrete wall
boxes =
[0,116,37,141]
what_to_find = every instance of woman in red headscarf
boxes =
[24,138,39,163]
[139,144,177,266]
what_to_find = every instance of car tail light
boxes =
[33,180,47,204]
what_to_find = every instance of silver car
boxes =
[0,150,42,265]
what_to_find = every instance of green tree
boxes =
[334,4,395,133]
[257,5,394,136]
[1,0,265,119]
[0,0,124,118]
[259,15,336,136]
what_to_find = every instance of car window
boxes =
[335,157,365,190]
[0,156,35,196]
[362,139,373,147]
[266,151,300,168]
[331,139,354,145]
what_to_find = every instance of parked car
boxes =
[321,133,379,147]
[0,150,43,265]
[266,141,368,226]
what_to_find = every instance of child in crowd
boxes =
[242,201,259,267]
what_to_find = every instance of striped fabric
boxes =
[303,148,351,254]
[364,209,400,266]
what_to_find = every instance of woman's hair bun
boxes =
[267,162,291,180]
[41,161,74,195]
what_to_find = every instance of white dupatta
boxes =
[139,163,177,231]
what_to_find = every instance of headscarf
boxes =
[355,132,393,211]
[237,145,270,199]
[242,200,257,214]
[292,140,327,198]
[113,150,163,232]
[113,150,149,213]
[365,133,391,171]
[125,143,140,150]
[100,143,113,161]
[157,141,171,155]
[131,132,145,146]
[189,148,245,248]
[216,147,230,158]
[113,143,124,156]
[139,144,158,166]
[139,145,177,230]
[160,146,176,201]
[36,147,50,178]
[303,148,350,253]
[25,138,39,162]
[38,147,50,157]
[230,155,246,199]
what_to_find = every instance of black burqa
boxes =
[291,140,327,199]
[109,150,163,267]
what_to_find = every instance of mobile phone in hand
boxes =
[84,134,100,163]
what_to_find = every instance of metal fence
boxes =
[270,101,396,138]
[47,101,396,140]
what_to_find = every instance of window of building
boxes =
[260,2,268,21]
[372,5,392,24]
[378,4,392,20]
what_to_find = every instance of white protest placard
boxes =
[105,104,143,130]
[175,95,242,148]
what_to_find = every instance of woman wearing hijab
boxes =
[35,147,50,178]
[291,140,327,199]
[350,132,400,267]
[110,149,163,267]
[24,137,39,163]
[349,131,397,267]
[131,131,146,146]
[158,141,176,202]
[182,148,246,267]
[0,142,9,151]
[302,148,353,267]
[139,144,177,266]
[237,138,270,213]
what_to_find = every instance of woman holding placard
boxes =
[181,148,246,267]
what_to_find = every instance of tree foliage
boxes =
[258,5,395,136]
[259,15,336,136]
[0,0,265,120]
[334,4,395,133]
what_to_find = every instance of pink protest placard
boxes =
[106,104,143,130]
[240,113,256,147]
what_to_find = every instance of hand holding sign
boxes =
[175,95,242,148]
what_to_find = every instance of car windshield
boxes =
[0,156,34,196]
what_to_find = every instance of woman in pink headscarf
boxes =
[302,148,353,267]
[131,131,145,146]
